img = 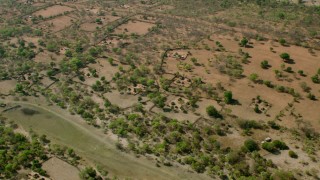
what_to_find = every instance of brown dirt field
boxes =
[79,15,119,32]
[34,51,64,63]
[115,20,155,35]
[164,34,320,128]
[33,5,74,18]
[42,157,80,180]
[80,22,101,32]
[101,15,121,23]
[73,68,97,87]
[225,79,294,120]
[264,132,320,179]
[217,129,245,149]
[87,58,123,81]
[0,80,17,95]
[293,101,320,130]
[104,91,138,109]
[208,34,320,127]
[39,15,74,32]
[40,76,55,87]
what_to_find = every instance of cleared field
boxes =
[34,51,64,63]
[104,91,138,108]
[33,5,74,18]
[80,22,101,32]
[1,100,210,180]
[40,15,74,32]
[0,80,16,95]
[42,157,80,180]
[115,20,155,35]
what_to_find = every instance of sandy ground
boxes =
[33,5,74,18]
[104,91,138,109]
[115,20,155,35]
[0,80,16,95]
[40,15,74,32]
[42,157,80,180]
[80,22,101,32]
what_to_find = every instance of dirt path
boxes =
[1,98,210,180]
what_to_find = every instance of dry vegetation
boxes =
[0,0,320,179]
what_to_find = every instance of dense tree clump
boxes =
[0,123,48,178]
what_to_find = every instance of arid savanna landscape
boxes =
[0,0,320,179]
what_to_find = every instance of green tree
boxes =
[95,18,102,24]
[260,60,269,69]
[279,38,286,46]
[239,37,249,47]
[262,142,276,152]
[15,83,23,92]
[272,140,288,150]
[46,41,59,52]
[206,106,221,118]
[280,53,290,60]
[70,57,84,71]
[75,43,83,53]
[224,91,233,104]
[249,73,259,83]
[79,167,99,180]
[89,47,99,57]
[311,75,320,84]
[288,150,298,158]
[244,139,259,152]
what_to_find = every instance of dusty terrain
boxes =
[0,0,319,179]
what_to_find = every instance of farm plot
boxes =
[104,91,138,109]
[32,5,74,18]
[80,22,102,32]
[42,157,79,180]
[114,20,155,35]
[37,15,74,32]
[0,80,16,95]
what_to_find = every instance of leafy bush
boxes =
[262,140,288,152]
[279,38,286,46]
[260,60,269,69]
[238,120,262,130]
[224,91,233,104]
[268,121,280,130]
[79,167,101,180]
[206,105,221,118]
[46,41,59,52]
[280,53,290,60]
[288,150,298,158]
[262,142,276,152]
[239,37,249,47]
[311,75,320,84]
[272,140,288,150]
[243,139,259,152]
[271,170,295,180]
